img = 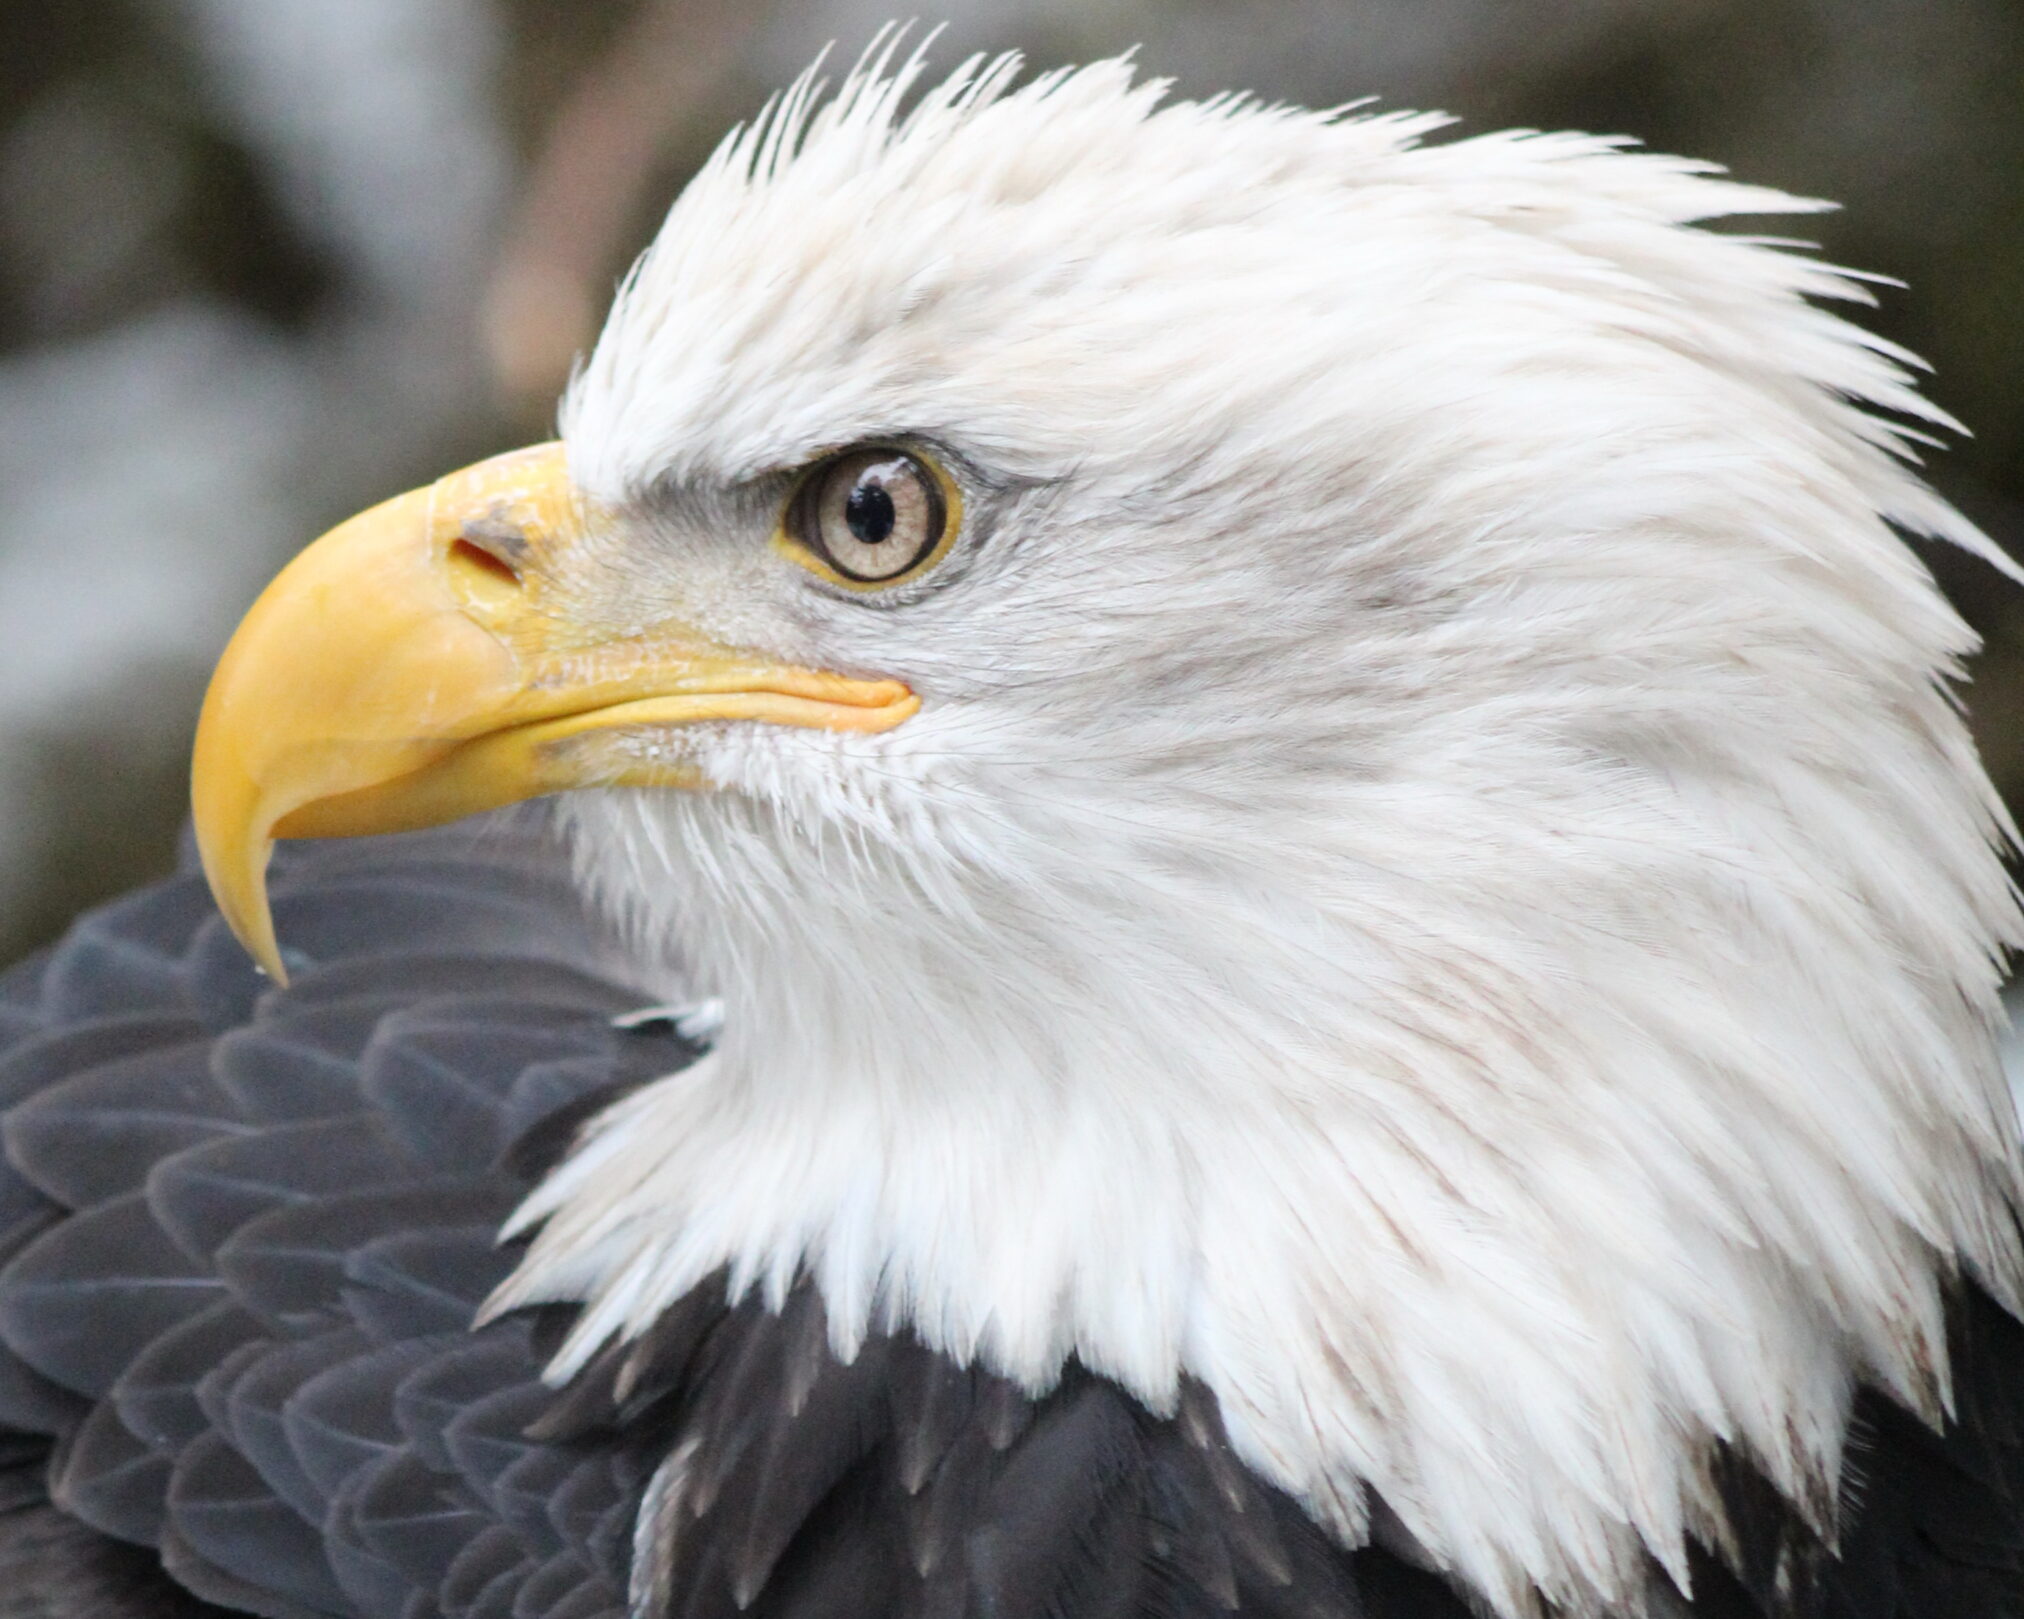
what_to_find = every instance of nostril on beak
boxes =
[450,536,522,587]
[448,517,528,612]
[455,515,529,580]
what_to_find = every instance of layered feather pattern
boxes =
[0,823,682,1618]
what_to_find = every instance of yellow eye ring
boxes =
[774,446,963,592]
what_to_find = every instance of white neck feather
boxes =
[487,50,2024,1619]
[501,672,2023,1616]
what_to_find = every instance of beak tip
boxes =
[252,943,291,990]
[191,808,288,988]
[226,871,289,988]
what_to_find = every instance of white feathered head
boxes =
[192,44,2024,1619]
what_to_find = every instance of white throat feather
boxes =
[490,44,2024,1619]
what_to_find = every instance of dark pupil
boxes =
[845,477,897,546]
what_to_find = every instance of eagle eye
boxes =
[781,448,955,588]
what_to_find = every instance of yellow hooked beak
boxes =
[192,442,917,983]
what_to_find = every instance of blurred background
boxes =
[1,0,2021,966]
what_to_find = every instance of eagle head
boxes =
[188,46,2024,1619]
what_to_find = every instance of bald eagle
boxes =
[1,42,2021,1619]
